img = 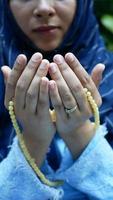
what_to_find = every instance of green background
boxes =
[94,0,113,51]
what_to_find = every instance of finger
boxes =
[49,80,66,120]
[53,55,87,112]
[25,59,49,113]
[91,63,105,88]
[1,66,11,85]
[4,54,27,108]
[49,62,77,110]
[37,77,50,117]
[65,53,102,106]
[15,53,42,109]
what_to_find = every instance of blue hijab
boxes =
[0,0,113,160]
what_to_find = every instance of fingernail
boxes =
[17,55,24,64]
[54,55,64,65]
[50,63,57,73]
[16,54,27,65]
[32,53,42,62]
[101,64,105,71]
[39,59,49,69]
[66,53,74,62]
[41,77,48,86]
[1,66,8,73]
[49,81,56,90]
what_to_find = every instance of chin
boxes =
[41,47,57,52]
[35,41,61,52]
[38,45,58,52]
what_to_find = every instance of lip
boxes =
[33,25,60,33]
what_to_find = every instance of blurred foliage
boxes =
[94,0,113,51]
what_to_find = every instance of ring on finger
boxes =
[65,105,78,114]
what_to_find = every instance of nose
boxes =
[33,1,55,18]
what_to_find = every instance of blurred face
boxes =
[10,0,76,51]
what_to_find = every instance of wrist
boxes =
[73,120,95,136]
[22,133,54,167]
[61,120,96,159]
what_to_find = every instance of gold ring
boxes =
[65,105,78,114]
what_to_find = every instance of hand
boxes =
[65,53,105,89]
[49,54,104,158]
[2,53,56,166]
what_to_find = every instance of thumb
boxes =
[1,66,12,85]
[91,63,105,88]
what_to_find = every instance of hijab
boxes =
[0,0,113,160]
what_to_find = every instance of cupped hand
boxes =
[2,53,56,166]
[49,54,104,158]
[49,54,103,134]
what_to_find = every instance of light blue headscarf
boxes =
[0,0,113,161]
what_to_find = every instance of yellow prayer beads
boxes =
[8,101,63,187]
[50,88,100,129]
[8,88,100,187]
[83,88,100,129]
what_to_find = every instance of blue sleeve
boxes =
[56,125,113,199]
[1,125,113,200]
[0,138,63,200]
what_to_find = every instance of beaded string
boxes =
[8,101,63,187]
[83,88,100,129]
[50,88,100,129]
[8,88,100,187]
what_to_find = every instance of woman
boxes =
[0,0,113,199]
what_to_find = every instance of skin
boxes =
[49,54,102,157]
[1,0,105,166]
[2,53,104,165]
[10,0,76,51]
